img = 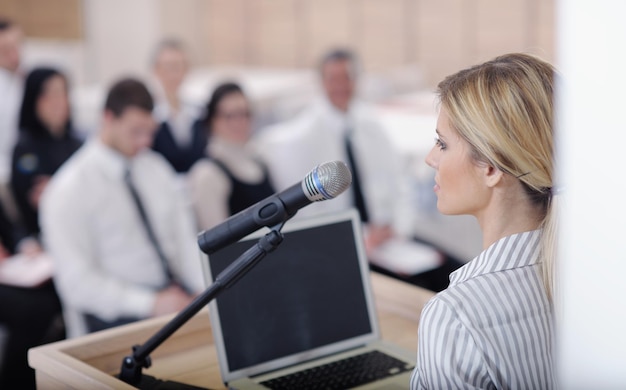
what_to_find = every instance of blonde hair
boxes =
[437,53,557,299]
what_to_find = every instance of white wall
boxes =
[557,1,626,388]
[21,40,88,86]
[82,0,158,85]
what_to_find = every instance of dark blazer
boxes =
[0,201,20,254]
[151,119,208,173]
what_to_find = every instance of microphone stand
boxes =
[118,228,285,388]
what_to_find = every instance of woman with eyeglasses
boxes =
[188,82,275,230]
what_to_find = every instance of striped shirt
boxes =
[410,230,555,389]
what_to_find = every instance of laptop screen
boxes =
[202,210,380,382]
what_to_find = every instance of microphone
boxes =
[198,160,352,254]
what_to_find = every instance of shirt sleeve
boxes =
[411,298,494,390]
[166,167,211,295]
[40,177,156,321]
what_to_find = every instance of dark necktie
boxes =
[124,168,175,286]
[344,131,370,223]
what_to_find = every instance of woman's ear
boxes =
[483,164,504,188]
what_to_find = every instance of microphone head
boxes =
[302,161,352,201]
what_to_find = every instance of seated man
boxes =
[257,49,408,240]
[40,79,204,337]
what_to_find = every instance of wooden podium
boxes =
[29,272,435,389]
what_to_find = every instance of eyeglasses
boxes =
[215,110,252,121]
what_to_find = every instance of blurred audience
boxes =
[0,18,24,220]
[150,38,207,174]
[40,79,204,337]
[188,82,275,230]
[11,67,83,239]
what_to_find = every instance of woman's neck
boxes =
[476,186,543,250]
[40,122,66,139]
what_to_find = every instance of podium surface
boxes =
[29,272,435,389]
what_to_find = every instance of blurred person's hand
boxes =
[28,175,51,209]
[0,243,9,262]
[17,238,43,258]
[364,224,394,255]
[152,284,194,317]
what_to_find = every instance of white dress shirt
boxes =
[410,230,555,389]
[40,139,205,337]
[0,67,22,184]
[188,137,268,231]
[253,97,415,237]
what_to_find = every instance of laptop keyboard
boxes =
[259,350,414,389]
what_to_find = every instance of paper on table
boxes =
[0,253,54,288]
[368,237,443,276]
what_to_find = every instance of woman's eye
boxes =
[434,137,446,150]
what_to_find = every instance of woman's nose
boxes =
[425,146,438,169]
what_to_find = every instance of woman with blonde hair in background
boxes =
[411,53,558,389]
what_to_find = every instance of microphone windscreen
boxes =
[302,161,352,201]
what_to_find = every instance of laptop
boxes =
[201,209,416,389]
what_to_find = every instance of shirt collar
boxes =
[315,97,357,136]
[0,66,21,84]
[90,137,134,179]
[449,229,542,286]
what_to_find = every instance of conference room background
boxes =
[2,1,624,388]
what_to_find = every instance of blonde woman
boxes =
[411,53,557,389]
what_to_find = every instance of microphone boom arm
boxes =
[117,160,351,387]
[118,228,285,387]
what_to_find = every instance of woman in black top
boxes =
[188,82,275,230]
[11,67,83,237]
